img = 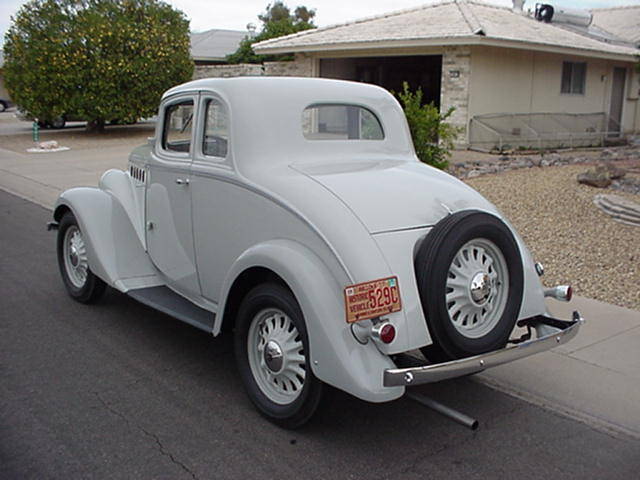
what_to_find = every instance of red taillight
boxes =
[566,286,573,302]
[379,323,396,344]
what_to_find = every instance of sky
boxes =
[1,0,640,38]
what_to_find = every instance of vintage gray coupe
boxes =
[52,77,581,428]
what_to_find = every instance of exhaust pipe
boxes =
[544,285,573,302]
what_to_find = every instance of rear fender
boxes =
[54,186,161,292]
[217,239,405,403]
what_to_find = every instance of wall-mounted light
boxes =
[449,70,460,79]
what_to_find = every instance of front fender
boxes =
[54,187,161,292]
[216,239,405,403]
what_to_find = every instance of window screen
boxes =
[302,105,384,140]
[203,99,228,158]
[561,62,586,95]
[163,100,194,153]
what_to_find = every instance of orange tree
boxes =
[3,0,193,131]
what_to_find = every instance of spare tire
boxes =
[415,210,524,362]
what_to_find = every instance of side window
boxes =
[203,99,229,158]
[162,100,194,153]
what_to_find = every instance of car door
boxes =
[190,94,233,304]
[146,94,201,297]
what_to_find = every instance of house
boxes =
[253,0,640,150]
[190,28,247,65]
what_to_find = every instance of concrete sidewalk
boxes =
[1,142,639,439]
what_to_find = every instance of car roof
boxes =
[161,76,415,168]
[162,76,391,103]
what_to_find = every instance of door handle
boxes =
[175,178,190,186]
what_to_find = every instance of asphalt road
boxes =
[2,189,639,480]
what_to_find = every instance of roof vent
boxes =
[534,3,592,27]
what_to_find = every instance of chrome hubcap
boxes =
[264,340,284,373]
[247,308,306,405]
[470,272,491,304]
[63,226,88,289]
[446,238,509,339]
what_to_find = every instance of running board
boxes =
[127,286,215,332]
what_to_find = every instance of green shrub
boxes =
[3,0,194,131]
[396,82,460,170]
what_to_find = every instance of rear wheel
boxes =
[416,211,524,362]
[57,212,106,303]
[234,283,323,429]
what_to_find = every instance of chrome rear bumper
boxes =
[383,312,583,387]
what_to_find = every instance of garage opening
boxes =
[320,55,442,108]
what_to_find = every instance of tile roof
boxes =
[254,0,639,59]
[591,5,640,45]
[190,29,247,61]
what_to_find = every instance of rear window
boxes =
[302,104,384,140]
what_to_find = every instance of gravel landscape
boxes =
[465,163,640,310]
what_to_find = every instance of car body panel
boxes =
[54,186,162,292]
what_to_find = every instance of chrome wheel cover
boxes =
[446,238,509,339]
[247,308,306,405]
[63,226,89,289]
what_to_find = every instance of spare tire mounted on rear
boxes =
[415,210,524,362]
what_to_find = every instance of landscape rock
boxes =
[593,194,640,227]
[598,162,627,180]
[577,167,612,188]
[38,140,59,150]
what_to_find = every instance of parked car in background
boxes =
[0,98,14,112]
[50,77,582,428]
[15,108,136,129]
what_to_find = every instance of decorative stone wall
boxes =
[264,54,313,77]
[449,146,640,182]
[193,55,313,80]
[440,46,471,147]
[193,64,264,79]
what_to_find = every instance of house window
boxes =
[561,61,586,95]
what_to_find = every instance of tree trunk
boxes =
[86,119,106,133]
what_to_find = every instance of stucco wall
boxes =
[468,46,639,135]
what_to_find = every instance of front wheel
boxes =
[234,283,323,429]
[57,211,106,303]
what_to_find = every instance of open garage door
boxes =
[320,55,442,108]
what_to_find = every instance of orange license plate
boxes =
[344,276,402,323]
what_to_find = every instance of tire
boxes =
[57,211,106,303]
[415,211,524,362]
[0,101,6,113]
[234,283,323,429]
[49,116,66,129]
